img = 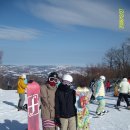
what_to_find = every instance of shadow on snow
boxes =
[0,119,27,130]
[3,101,18,108]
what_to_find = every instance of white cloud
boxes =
[0,26,40,41]
[25,0,130,31]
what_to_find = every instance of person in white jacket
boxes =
[116,78,130,110]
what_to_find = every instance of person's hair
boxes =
[77,81,87,88]
[28,80,33,83]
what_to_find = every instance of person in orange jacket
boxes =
[17,74,27,111]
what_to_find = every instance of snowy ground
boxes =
[0,89,130,130]
[89,92,130,130]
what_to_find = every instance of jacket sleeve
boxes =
[55,90,60,117]
[75,90,78,108]
[118,82,122,92]
[40,86,50,109]
[18,80,27,89]
[128,85,130,93]
[73,90,76,105]
[95,81,102,97]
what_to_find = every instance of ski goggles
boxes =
[49,77,58,83]
[62,80,72,86]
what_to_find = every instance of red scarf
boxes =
[49,81,56,87]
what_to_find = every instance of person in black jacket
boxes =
[89,78,96,102]
[55,74,77,130]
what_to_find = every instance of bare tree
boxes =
[103,38,130,77]
[104,48,116,69]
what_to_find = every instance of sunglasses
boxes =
[49,77,58,83]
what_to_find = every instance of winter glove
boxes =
[54,117,61,127]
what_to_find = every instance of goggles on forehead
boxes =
[62,80,72,86]
[49,77,58,83]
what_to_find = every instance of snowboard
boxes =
[93,110,109,118]
[114,105,130,111]
[75,87,90,129]
[93,114,103,118]
[27,81,40,130]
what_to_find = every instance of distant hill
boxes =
[0,65,87,90]
[0,65,86,78]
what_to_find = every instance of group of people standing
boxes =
[40,72,81,130]
[17,72,107,130]
[90,76,130,111]
[17,71,130,130]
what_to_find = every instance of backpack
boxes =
[92,80,98,96]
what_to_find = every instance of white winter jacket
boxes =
[94,79,105,97]
[119,78,130,94]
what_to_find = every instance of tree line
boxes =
[103,38,130,78]
[82,38,130,85]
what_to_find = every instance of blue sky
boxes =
[0,0,130,66]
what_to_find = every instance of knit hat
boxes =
[48,72,59,79]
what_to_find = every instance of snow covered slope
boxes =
[0,89,130,130]
[89,92,130,130]
[0,89,28,130]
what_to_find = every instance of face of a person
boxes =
[48,77,59,87]
[62,80,72,86]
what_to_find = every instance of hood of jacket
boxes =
[122,78,127,82]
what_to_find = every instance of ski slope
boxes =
[0,89,130,130]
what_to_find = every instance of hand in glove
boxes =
[54,117,61,127]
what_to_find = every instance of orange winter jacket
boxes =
[17,77,27,94]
